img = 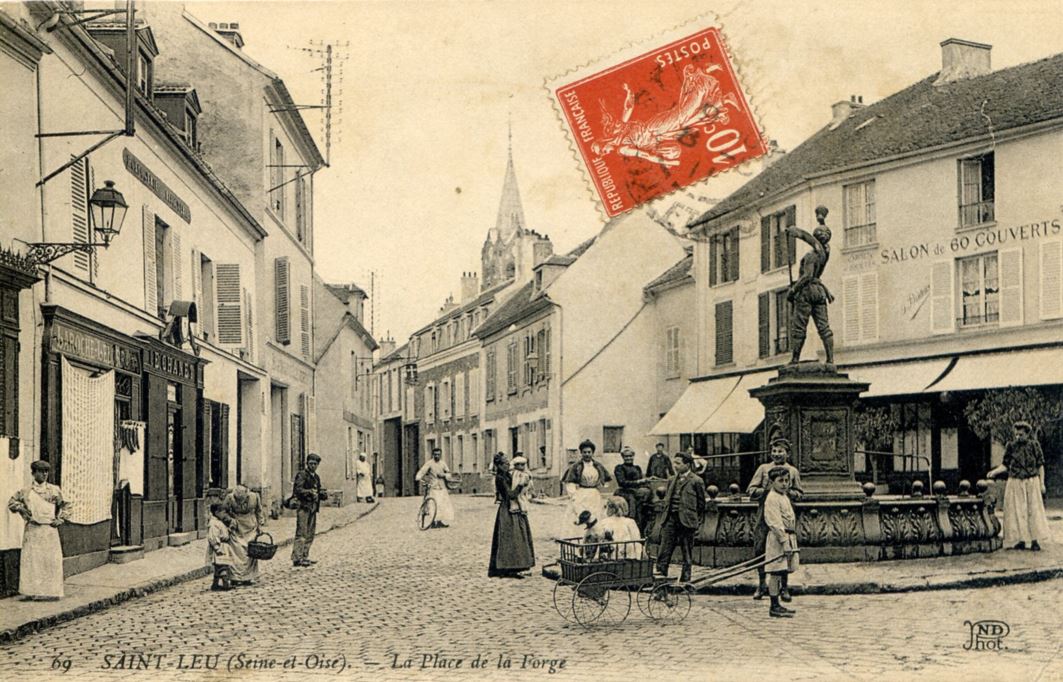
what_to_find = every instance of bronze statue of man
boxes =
[785,205,835,365]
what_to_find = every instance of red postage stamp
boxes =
[551,27,766,218]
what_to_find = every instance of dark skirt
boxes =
[488,505,535,576]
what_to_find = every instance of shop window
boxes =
[709,226,740,285]
[603,426,624,454]
[843,180,877,247]
[959,153,994,228]
[760,205,796,272]
[715,300,733,366]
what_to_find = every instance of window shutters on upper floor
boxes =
[842,273,879,345]
[171,228,182,302]
[70,157,92,275]
[760,216,771,272]
[244,288,255,362]
[454,371,465,417]
[300,284,310,359]
[1040,240,1063,320]
[710,236,718,286]
[274,257,291,345]
[190,248,202,313]
[715,300,733,366]
[998,248,1023,327]
[930,260,955,335]
[215,263,244,348]
[757,292,770,358]
[142,206,157,315]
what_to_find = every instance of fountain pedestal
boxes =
[749,362,866,500]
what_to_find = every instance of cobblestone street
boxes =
[1,496,1060,682]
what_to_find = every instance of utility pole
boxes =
[286,40,349,166]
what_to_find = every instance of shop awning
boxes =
[924,347,1063,393]
[695,371,774,433]
[845,357,954,398]
[648,376,740,436]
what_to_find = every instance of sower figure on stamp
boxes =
[786,205,835,366]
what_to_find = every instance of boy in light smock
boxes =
[763,466,799,618]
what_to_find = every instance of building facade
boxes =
[312,278,377,505]
[0,2,276,589]
[143,4,326,509]
[670,40,1063,495]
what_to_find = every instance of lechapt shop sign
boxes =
[880,219,1061,265]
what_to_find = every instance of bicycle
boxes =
[417,484,438,531]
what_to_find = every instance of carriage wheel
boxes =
[571,572,631,628]
[417,497,437,531]
[645,582,692,624]
[636,584,657,618]
[552,581,576,622]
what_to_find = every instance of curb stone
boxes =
[538,563,1063,596]
[0,502,379,644]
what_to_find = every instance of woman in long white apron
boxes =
[8,460,70,600]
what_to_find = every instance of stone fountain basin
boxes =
[648,493,1002,567]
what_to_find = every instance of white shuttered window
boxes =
[1040,240,1063,320]
[215,263,244,347]
[275,257,291,344]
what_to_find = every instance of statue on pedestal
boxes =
[786,205,835,366]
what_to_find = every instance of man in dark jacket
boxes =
[646,442,675,480]
[654,451,706,582]
[291,453,327,567]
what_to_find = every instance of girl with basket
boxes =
[221,485,268,586]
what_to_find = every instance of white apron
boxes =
[21,487,65,598]
[1003,477,1050,545]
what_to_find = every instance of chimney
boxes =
[378,336,396,360]
[829,95,866,130]
[934,38,991,85]
[210,21,245,49]
[439,294,458,316]
[460,272,479,304]
[533,238,554,268]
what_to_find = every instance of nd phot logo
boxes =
[963,620,1010,651]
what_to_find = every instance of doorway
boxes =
[166,398,183,534]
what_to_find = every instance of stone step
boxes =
[108,545,144,564]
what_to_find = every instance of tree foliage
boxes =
[963,387,1062,445]
[854,404,899,452]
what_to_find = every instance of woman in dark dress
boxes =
[488,453,536,578]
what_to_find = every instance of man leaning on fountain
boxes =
[785,205,835,366]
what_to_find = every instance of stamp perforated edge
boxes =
[544,11,771,233]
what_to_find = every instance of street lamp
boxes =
[27,180,129,266]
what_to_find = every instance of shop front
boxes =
[40,305,206,576]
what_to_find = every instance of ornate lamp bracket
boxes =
[25,242,109,267]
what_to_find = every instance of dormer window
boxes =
[137,51,152,95]
[185,106,198,149]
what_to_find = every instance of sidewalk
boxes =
[0,502,378,643]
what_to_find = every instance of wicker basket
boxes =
[247,531,277,560]
[555,537,653,587]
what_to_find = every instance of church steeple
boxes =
[493,121,527,240]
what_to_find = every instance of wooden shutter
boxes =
[760,216,771,272]
[757,292,770,357]
[306,394,317,454]
[930,260,955,334]
[300,284,310,359]
[454,372,465,417]
[218,403,230,489]
[215,263,244,347]
[730,227,741,281]
[714,301,733,365]
[274,257,291,344]
[171,228,182,301]
[998,248,1023,327]
[244,288,255,362]
[190,249,202,311]
[843,275,861,344]
[709,235,718,286]
[1040,240,1063,320]
[142,206,157,314]
[70,157,91,273]
[860,272,879,341]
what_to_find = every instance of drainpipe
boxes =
[556,304,563,496]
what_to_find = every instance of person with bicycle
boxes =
[416,447,454,528]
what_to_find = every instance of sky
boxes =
[182,0,1063,344]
